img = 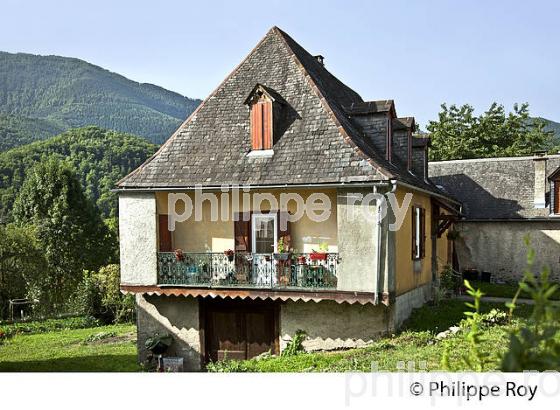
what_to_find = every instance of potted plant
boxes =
[145,332,173,355]
[273,238,292,261]
[296,254,307,265]
[224,249,235,262]
[310,242,328,261]
[174,249,185,262]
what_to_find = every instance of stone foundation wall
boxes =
[280,300,391,351]
[136,294,201,371]
[394,282,432,328]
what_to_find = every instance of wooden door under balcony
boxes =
[204,299,278,362]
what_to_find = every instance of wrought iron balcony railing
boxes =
[157,252,339,290]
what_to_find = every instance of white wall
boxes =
[119,193,157,285]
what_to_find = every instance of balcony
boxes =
[157,252,339,291]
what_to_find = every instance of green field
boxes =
[0,323,139,372]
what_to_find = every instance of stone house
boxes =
[430,154,560,282]
[116,27,458,370]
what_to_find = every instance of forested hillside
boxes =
[0,51,200,146]
[0,113,65,151]
[0,126,157,222]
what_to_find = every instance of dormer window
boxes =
[244,84,285,152]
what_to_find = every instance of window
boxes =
[412,206,425,260]
[250,99,272,150]
[251,213,277,253]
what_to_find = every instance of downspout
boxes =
[374,179,397,305]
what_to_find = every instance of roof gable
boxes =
[117,27,443,195]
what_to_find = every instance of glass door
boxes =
[252,213,277,253]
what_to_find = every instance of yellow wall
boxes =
[394,187,431,295]
[155,189,338,253]
[394,187,453,295]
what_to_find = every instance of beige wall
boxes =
[455,221,560,282]
[280,300,390,351]
[155,189,338,253]
[136,294,201,371]
[394,188,433,295]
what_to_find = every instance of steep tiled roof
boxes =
[430,155,560,219]
[117,27,448,198]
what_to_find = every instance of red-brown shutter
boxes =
[411,207,417,259]
[234,212,252,252]
[263,101,272,149]
[555,181,560,214]
[251,104,262,150]
[420,208,426,258]
[277,211,291,250]
[158,214,172,252]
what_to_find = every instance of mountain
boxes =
[0,126,157,222]
[0,51,201,147]
[540,117,560,141]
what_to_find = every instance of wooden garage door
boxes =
[204,300,277,362]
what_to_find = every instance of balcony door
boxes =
[251,213,277,253]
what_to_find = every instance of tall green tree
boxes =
[427,103,555,161]
[0,225,45,318]
[12,159,113,312]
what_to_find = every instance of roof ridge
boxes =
[271,27,394,179]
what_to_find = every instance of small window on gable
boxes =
[245,84,285,152]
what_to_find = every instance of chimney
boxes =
[314,55,325,66]
[533,153,547,209]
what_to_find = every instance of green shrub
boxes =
[439,265,462,294]
[501,240,560,371]
[282,330,306,357]
[67,264,134,324]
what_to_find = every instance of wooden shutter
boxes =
[234,212,252,252]
[251,104,262,150]
[420,208,426,258]
[158,214,172,252]
[555,181,560,214]
[411,207,417,259]
[262,101,272,149]
[277,211,291,250]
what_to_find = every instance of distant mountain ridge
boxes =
[540,117,560,142]
[0,51,201,147]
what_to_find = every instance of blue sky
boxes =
[1,0,559,127]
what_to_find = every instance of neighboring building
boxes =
[430,154,560,282]
[116,27,458,370]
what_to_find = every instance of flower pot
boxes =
[273,253,290,261]
[174,250,184,262]
[310,252,327,261]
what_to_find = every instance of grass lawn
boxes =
[469,280,560,300]
[207,300,534,372]
[0,323,139,372]
[0,298,541,372]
